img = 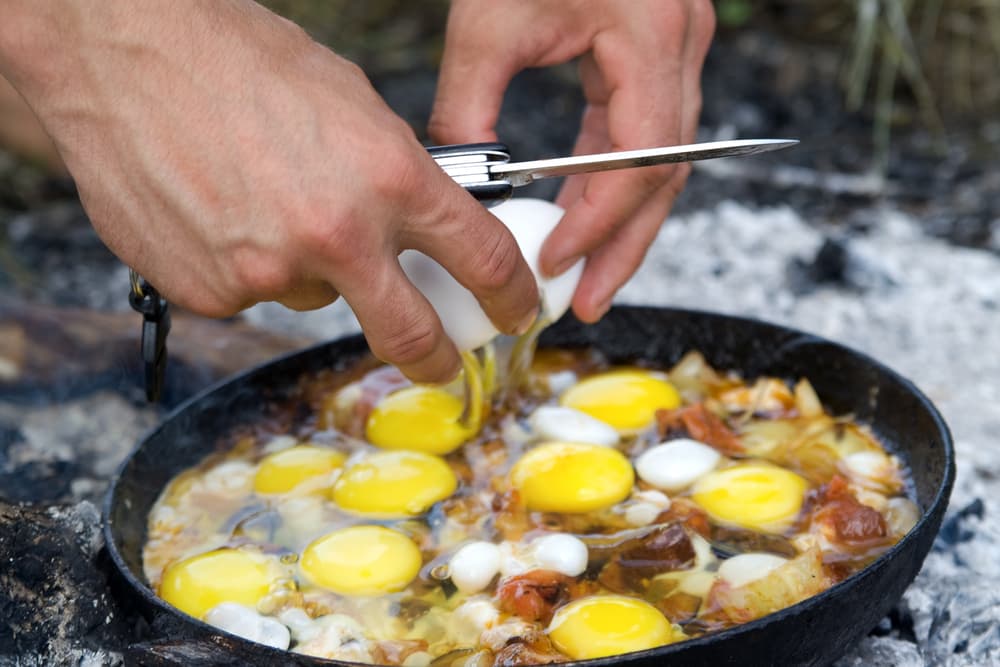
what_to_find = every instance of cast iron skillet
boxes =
[104,306,954,666]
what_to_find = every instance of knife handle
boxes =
[427,142,513,208]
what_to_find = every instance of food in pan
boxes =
[143,348,919,664]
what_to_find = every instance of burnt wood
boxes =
[104,306,954,667]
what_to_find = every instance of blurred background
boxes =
[1,3,999,662]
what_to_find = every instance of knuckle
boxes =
[371,318,440,368]
[470,230,522,293]
[230,247,295,300]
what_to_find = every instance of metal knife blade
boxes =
[489,138,798,187]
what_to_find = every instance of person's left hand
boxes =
[429,0,715,322]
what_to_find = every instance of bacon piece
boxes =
[655,498,712,538]
[598,523,695,592]
[656,404,744,456]
[496,570,577,625]
[809,475,890,551]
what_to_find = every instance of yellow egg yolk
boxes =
[159,548,281,619]
[549,595,678,659]
[691,462,809,532]
[300,525,422,595]
[510,442,634,513]
[365,386,474,455]
[560,370,680,432]
[331,450,458,517]
[253,445,346,494]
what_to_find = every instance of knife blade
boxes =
[428,138,797,206]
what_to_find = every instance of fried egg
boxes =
[331,450,457,518]
[548,595,679,660]
[365,385,473,455]
[716,553,788,587]
[509,442,633,513]
[560,370,680,432]
[159,548,284,619]
[300,525,421,596]
[532,533,589,577]
[449,541,503,594]
[253,445,346,494]
[691,462,808,533]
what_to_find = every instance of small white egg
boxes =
[204,602,291,650]
[449,541,503,594]
[635,438,721,493]
[532,533,589,577]
[528,406,619,447]
[717,553,787,588]
[399,198,584,352]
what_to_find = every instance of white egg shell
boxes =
[398,198,584,352]
[532,533,589,577]
[528,406,619,447]
[717,553,787,588]
[449,541,503,594]
[635,438,722,493]
[492,198,584,323]
[204,602,291,650]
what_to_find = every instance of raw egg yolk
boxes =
[549,595,678,659]
[560,370,680,432]
[691,462,808,532]
[159,548,280,620]
[301,525,421,595]
[253,445,346,494]
[510,442,634,513]
[365,386,473,455]
[331,450,458,517]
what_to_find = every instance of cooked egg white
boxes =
[560,370,680,432]
[532,533,589,577]
[691,462,808,533]
[300,525,421,595]
[331,450,457,518]
[449,541,503,594]
[510,442,634,513]
[548,595,679,660]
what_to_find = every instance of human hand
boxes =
[0,0,540,383]
[430,0,715,322]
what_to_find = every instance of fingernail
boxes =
[514,306,539,336]
[548,255,580,278]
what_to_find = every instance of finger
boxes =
[276,281,340,312]
[402,165,540,336]
[335,251,462,384]
[571,172,689,322]
[428,8,522,144]
[541,36,685,277]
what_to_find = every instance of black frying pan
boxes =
[104,307,954,666]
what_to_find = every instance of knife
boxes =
[428,138,798,207]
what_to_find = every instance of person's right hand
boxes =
[0,0,540,383]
